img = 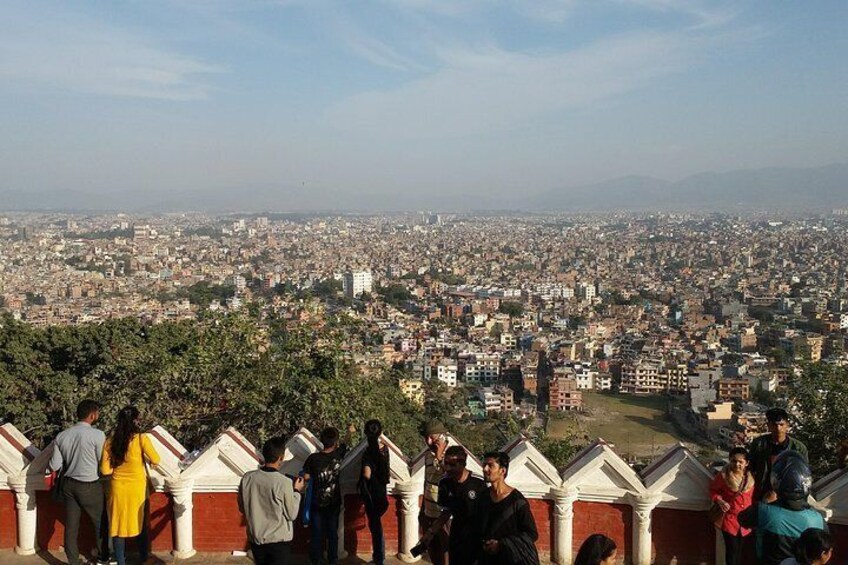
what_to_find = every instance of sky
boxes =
[1,0,847,205]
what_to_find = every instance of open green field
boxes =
[547,392,696,460]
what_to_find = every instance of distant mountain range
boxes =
[1,162,847,213]
[532,163,848,212]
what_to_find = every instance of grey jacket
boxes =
[238,467,301,545]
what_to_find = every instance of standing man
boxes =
[479,451,539,565]
[420,445,487,565]
[47,399,111,565]
[419,420,449,565]
[302,426,351,565]
[239,437,305,565]
[749,407,809,501]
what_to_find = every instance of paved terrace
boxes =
[1,423,846,564]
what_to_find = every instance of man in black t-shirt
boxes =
[422,445,487,565]
[302,426,351,565]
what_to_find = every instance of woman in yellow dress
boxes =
[100,406,160,565]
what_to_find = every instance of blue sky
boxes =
[1,0,846,201]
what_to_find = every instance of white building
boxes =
[463,353,500,384]
[343,270,373,298]
[436,359,458,388]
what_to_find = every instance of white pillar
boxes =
[552,486,579,565]
[630,494,662,565]
[8,475,37,556]
[165,477,196,559]
[395,481,421,563]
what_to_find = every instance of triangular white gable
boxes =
[561,439,645,503]
[340,434,412,494]
[0,423,39,484]
[181,427,262,492]
[145,426,187,489]
[814,467,848,525]
[641,444,713,510]
[501,435,562,498]
[280,428,322,477]
[410,433,483,487]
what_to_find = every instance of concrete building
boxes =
[343,270,373,298]
[549,376,583,411]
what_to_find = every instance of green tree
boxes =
[789,364,848,476]
[498,301,524,317]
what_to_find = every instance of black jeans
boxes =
[364,499,387,565]
[722,530,745,565]
[63,478,109,565]
[251,541,291,565]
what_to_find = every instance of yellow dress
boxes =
[100,433,161,538]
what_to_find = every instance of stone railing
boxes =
[1,422,846,564]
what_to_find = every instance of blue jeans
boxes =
[310,506,340,565]
[364,501,386,565]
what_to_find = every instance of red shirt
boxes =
[709,471,754,536]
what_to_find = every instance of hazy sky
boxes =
[1,0,847,200]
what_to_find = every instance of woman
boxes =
[709,446,754,565]
[100,406,160,565]
[574,534,617,565]
[359,419,390,565]
[781,528,833,565]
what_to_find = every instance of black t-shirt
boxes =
[479,489,539,565]
[437,474,487,552]
[361,446,390,499]
[304,445,347,509]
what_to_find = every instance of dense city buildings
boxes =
[2,211,848,453]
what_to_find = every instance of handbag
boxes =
[49,469,66,503]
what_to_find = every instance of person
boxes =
[420,445,487,565]
[302,425,351,565]
[479,451,539,565]
[418,420,449,565]
[239,437,305,565]
[738,450,828,565]
[749,407,809,502]
[574,534,618,565]
[780,528,833,565]
[47,399,111,565]
[709,446,755,565]
[100,406,160,565]
[359,419,390,565]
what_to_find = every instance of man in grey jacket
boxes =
[48,399,111,565]
[239,437,305,565]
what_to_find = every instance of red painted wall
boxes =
[0,491,17,549]
[148,492,174,551]
[343,494,401,557]
[573,501,632,562]
[528,498,554,553]
[651,508,715,565]
[36,491,97,551]
[192,492,248,552]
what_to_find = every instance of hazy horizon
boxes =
[1,0,847,206]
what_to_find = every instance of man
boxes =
[302,426,351,565]
[479,451,539,565]
[420,445,487,565]
[738,450,827,565]
[418,420,449,565]
[48,399,111,565]
[239,437,305,565]
[749,407,809,501]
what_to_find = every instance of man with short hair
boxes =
[421,445,487,565]
[302,426,351,565]
[749,407,809,501]
[239,437,305,565]
[479,451,539,565]
[418,420,449,565]
[48,399,111,565]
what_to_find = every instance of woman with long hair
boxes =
[709,446,755,565]
[359,419,390,565]
[574,534,617,565]
[100,406,160,565]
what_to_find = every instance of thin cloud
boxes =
[323,31,701,140]
[0,3,224,101]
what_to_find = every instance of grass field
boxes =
[547,392,696,460]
